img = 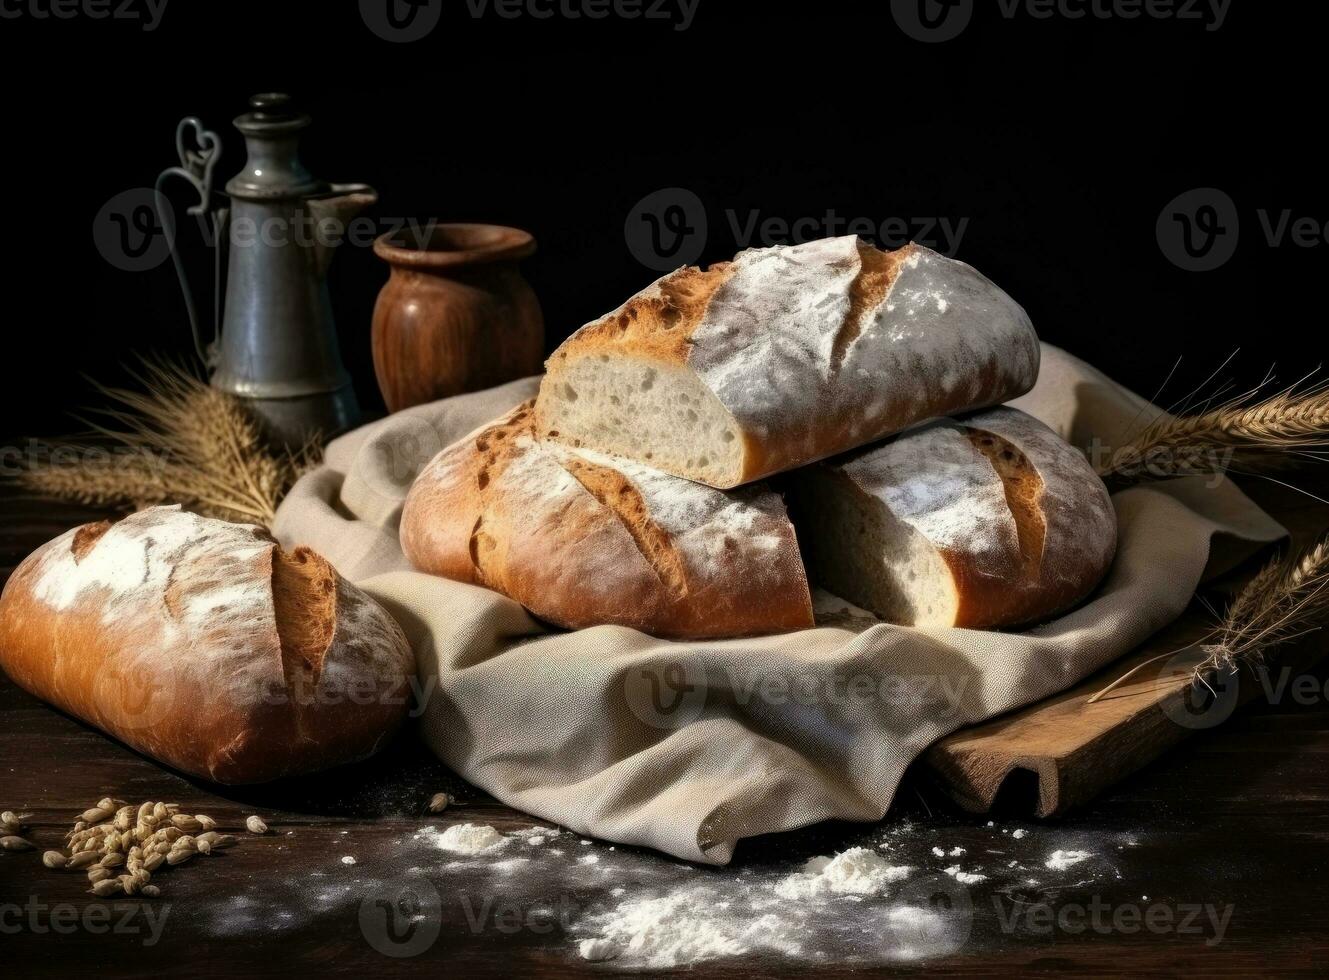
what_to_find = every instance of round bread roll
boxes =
[0,505,415,783]
[400,401,814,639]
[787,406,1117,630]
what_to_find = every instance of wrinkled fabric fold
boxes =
[275,347,1285,864]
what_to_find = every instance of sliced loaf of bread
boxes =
[786,407,1116,630]
[400,401,814,639]
[535,236,1039,488]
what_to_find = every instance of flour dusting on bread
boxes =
[537,236,1039,487]
[401,403,813,639]
[566,443,789,580]
[30,505,275,639]
[839,420,1018,559]
[0,505,416,784]
[790,407,1116,630]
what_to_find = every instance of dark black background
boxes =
[1,0,1323,438]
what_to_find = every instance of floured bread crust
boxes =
[537,237,1040,488]
[790,407,1116,630]
[0,506,416,783]
[400,402,814,639]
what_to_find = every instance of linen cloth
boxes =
[274,345,1285,864]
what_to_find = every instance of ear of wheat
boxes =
[1197,531,1329,676]
[1086,532,1329,704]
[15,359,321,527]
[1098,378,1329,485]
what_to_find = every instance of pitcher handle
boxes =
[155,117,225,368]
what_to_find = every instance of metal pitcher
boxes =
[157,93,375,448]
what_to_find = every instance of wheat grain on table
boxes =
[1,482,1327,976]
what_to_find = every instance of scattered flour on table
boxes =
[774,847,911,900]
[310,817,1117,968]
[578,937,619,962]
[578,887,802,967]
[1045,849,1093,871]
[509,826,556,843]
[578,846,918,966]
[567,827,1123,966]
[943,865,987,885]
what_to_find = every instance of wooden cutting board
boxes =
[924,475,1329,816]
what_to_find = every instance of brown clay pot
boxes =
[371,223,544,413]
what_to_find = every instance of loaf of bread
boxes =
[787,407,1116,630]
[0,506,416,783]
[400,401,814,639]
[535,236,1040,488]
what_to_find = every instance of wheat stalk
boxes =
[1196,532,1329,676]
[1098,378,1329,484]
[15,358,320,527]
[1086,534,1329,704]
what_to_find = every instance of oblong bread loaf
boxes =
[787,406,1117,630]
[400,401,814,639]
[0,505,416,783]
[535,236,1040,488]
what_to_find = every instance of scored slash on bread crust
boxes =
[535,236,1040,489]
[400,402,814,640]
[271,546,339,688]
[786,407,1117,630]
[0,506,417,784]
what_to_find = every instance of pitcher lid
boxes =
[225,93,327,201]
[234,93,312,138]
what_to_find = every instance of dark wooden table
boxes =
[2,484,1327,977]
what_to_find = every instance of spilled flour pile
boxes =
[774,847,911,900]
[404,820,1111,967]
[943,865,987,885]
[579,846,929,965]
[1044,849,1093,871]
[434,823,507,855]
[579,889,803,967]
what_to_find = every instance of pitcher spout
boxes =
[309,183,378,277]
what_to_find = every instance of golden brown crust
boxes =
[799,407,1115,631]
[72,521,111,561]
[941,428,1048,628]
[272,546,338,685]
[537,238,1041,489]
[0,509,416,784]
[556,454,689,599]
[944,413,1114,629]
[401,403,813,640]
[548,262,734,369]
[833,241,911,370]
